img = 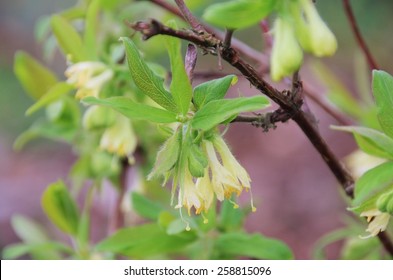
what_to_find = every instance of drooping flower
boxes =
[359,209,391,239]
[65,61,113,99]
[100,114,137,158]
[204,139,244,201]
[212,135,251,189]
[270,16,303,81]
[176,169,204,215]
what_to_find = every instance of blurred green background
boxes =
[1,0,393,259]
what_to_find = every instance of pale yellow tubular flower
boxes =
[300,0,337,57]
[177,169,203,215]
[345,149,386,179]
[270,16,303,81]
[65,61,113,99]
[212,135,251,189]
[100,114,137,158]
[359,209,391,239]
[195,169,215,213]
[204,140,242,201]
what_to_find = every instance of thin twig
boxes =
[259,20,273,49]
[108,158,128,234]
[343,0,379,70]
[223,29,234,48]
[144,0,267,64]
[174,0,205,33]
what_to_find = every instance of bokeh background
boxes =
[1,0,393,259]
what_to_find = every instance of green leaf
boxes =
[372,70,393,139]
[83,0,100,60]
[131,192,164,220]
[192,96,270,131]
[82,96,177,123]
[2,242,73,260]
[121,37,177,112]
[164,20,192,115]
[187,143,208,178]
[13,119,77,150]
[51,15,87,62]
[148,130,181,180]
[219,199,244,231]
[26,82,73,115]
[353,161,393,206]
[95,223,196,258]
[193,75,238,109]
[203,0,275,29]
[215,232,293,260]
[342,237,381,260]
[41,180,80,235]
[14,51,58,100]
[11,215,49,244]
[332,126,393,160]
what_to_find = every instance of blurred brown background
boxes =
[1,0,393,259]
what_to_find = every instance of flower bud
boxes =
[82,105,116,130]
[298,0,337,57]
[377,190,393,214]
[270,17,303,81]
[100,114,137,157]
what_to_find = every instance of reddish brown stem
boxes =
[343,0,379,70]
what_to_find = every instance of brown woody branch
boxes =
[343,0,379,70]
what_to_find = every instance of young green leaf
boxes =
[131,192,164,220]
[95,223,196,258]
[121,37,178,112]
[13,119,77,150]
[193,75,238,109]
[41,180,80,235]
[203,0,275,29]
[164,20,193,115]
[188,143,208,178]
[148,130,181,180]
[353,161,393,206]
[26,82,73,115]
[51,15,87,62]
[2,242,72,260]
[215,232,293,260]
[14,51,58,100]
[372,70,393,139]
[11,215,49,244]
[192,96,270,131]
[82,96,178,123]
[83,0,100,60]
[331,126,393,160]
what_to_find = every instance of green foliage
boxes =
[203,0,275,29]
[352,162,393,208]
[214,232,293,260]
[332,126,393,160]
[372,70,393,139]
[193,75,238,109]
[14,51,58,100]
[83,96,178,123]
[121,37,178,112]
[51,15,87,62]
[41,181,80,235]
[164,20,193,115]
[192,96,270,131]
[131,192,164,220]
[95,223,197,258]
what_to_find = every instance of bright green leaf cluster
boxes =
[334,70,393,238]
